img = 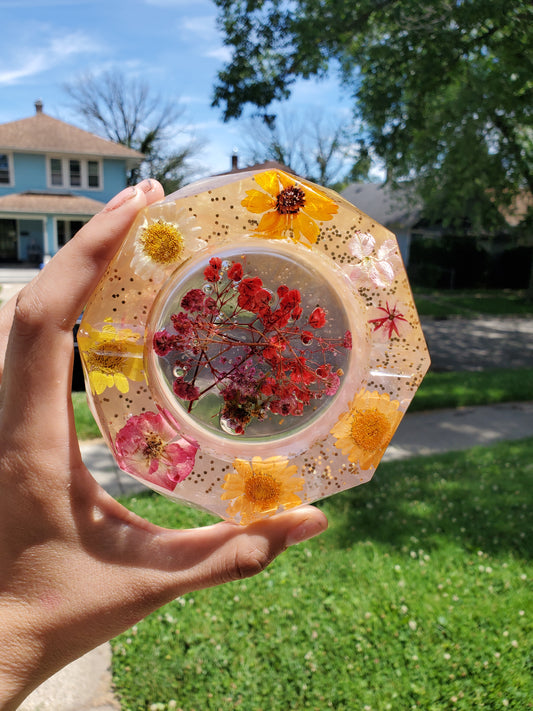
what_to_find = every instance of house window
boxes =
[88,160,100,188]
[57,219,85,248]
[0,154,11,184]
[50,158,63,186]
[69,160,81,187]
[48,157,101,190]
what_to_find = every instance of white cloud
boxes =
[205,46,232,63]
[178,14,231,62]
[0,29,100,86]
[181,15,216,35]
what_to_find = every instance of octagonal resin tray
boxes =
[78,168,430,524]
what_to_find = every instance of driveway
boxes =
[421,316,533,371]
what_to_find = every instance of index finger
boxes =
[0,180,164,412]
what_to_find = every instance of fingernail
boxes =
[102,186,138,213]
[286,517,327,547]
[137,178,154,194]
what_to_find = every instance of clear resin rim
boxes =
[77,167,431,525]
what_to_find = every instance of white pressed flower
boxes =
[130,206,204,282]
[345,230,400,289]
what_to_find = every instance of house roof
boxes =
[0,191,105,216]
[0,109,143,166]
[215,157,296,176]
[341,182,422,230]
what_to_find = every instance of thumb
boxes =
[134,506,328,604]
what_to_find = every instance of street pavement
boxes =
[3,267,532,710]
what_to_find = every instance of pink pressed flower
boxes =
[115,410,198,491]
[347,231,399,289]
[368,301,410,340]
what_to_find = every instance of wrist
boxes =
[0,602,45,710]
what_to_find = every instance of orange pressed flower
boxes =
[331,389,402,470]
[221,456,304,525]
[241,170,338,246]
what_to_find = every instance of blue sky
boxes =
[0,0,353,179]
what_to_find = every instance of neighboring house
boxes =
[0,100,143,263]
[341,182,533,268]
[218,155,296,176]
[341,182,428,266]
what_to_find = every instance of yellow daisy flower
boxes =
[241,170,338,246]
[221,456,304,525]
[331,389,402,470]
[131,208,202,282]
[77,320,145,395]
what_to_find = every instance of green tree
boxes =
[65,70,202,193]
[212,0,533,233]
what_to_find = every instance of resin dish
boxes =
[78,168,430,524]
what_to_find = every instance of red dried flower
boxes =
[204,257,223,283]
[181,288,206,312]
[309,307,327,329]
[279,289,301,312]
[237,276,269,312]
[170,311,193,339]
[343,330,353,349]
[292,305,303,320]
[173,377,200,401]
[153,257,351,435]
[228,262,243,281]
[153,330,176,356]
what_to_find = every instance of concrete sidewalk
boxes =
[19,400,533,711]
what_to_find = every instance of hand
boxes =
[0,180,327,710]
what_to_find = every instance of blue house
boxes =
[0,100,143,263]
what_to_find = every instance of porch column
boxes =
[43,216,53,262]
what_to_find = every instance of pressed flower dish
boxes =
[78,168,430,524]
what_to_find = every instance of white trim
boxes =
[0,151,14,187]
[45,154,103,191]
[53,215,90,253]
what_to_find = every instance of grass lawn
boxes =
[111,438,533,710]
[409,368,533,412]
[72,368,533,441]
[72,391,101,440]
[413,289,533,318]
